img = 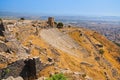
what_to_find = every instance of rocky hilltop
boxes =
[0,18,120,80]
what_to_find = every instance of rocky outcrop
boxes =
[0,58,45,80]
[0,20,5,36]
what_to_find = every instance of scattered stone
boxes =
[50,48,60,56]
[102,58,112,68]
[37,76,46,80]
[95,57,100,61]
[0,55,8,64]
[2,76,23,80]
[47,57,53,62]
[35,46,47,55]
[85,76,93,80]
[0,43,9,53]
[111,68,118,77]
[104,72,110,80]
[60,68,72,74]
[80,62,93,67]
[95,44,103,48]
[116,57,120,63]
[54,57,60,62]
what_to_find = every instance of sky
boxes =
[0,0,120,16]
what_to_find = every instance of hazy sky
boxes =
[0,0,120,16]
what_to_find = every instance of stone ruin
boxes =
[48,17,55,27]
[0,57,45,80]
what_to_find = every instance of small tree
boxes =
[99,49,104,55]
[57,22,63,29]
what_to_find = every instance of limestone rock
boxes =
[0,43,9,53]
[80,62,93,67]
[2,76,23,80]
[0,55,8,64]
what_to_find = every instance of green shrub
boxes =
[46,73,67,80]
[6,69,10,73]
[20,17,25,20]
[99,49,104,55]
[57,22,63,29]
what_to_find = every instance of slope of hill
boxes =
[0,19,120,80]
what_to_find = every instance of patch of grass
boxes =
[5,68,10,74]
[1,68,10,78]
[46,73,67,80]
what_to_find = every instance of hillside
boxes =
[0,19,120,80]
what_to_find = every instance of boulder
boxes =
[0,55,8,64]
[0,43,9,53]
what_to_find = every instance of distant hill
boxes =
[1,11,120,21]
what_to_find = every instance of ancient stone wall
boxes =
[48,17,55,27]
[0,58,44,80]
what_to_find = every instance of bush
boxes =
[46,73,67,80]
[20,17,25,20]
[57,22,63,29]
[5,68,10,73]
[99,49,104,55]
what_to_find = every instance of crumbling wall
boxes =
[0,58,44,80]
[48,17,55,27]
